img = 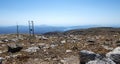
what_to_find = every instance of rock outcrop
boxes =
[106,47,120,64]
[79,50,97,64]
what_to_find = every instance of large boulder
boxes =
[7,43,23,53]
[79,50,97,64]
[106,47,120,64]
[86,58,116,64]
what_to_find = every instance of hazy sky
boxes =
[0,0,120,26]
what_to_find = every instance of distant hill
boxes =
[64,27,120,35]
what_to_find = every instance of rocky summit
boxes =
[0,27,120,64]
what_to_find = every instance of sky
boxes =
[0,0,120,26]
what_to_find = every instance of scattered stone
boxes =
[102,45,113,50]
[50,44,57,48]
[5,56,11,59]
[87,40,95,45]
[24,46,39,53]
[38,43,46,48]
[66,50,72,53]
[60,59,66,63]
[10,54,22,58]
[38,43,46,46]
[11,38,18,42]
[43,44,50,49]
[87,40,95,43]
[0,50,2,54]
[60,56,79,64]
[72,46,78,51]
[61,40,66,44]
[1,44,6,47]
[52,58,58,61]
[116,41,120,46]
[1,39,9,42]
[0,41,3,44]
[41,36,48,40]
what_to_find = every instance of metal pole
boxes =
[16,24,19,38]
[32,21,34,37]
[28,21,31,37]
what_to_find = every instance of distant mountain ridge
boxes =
[0,25,64,34]
[64,27,120,35]
[0,25,119,34]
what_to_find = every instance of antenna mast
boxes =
[28,21,35,37]
[16,24,19,38]
[28,21,35,43]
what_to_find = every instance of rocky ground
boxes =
[0,27,120,64]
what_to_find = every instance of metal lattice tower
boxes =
[28,21,35,37]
